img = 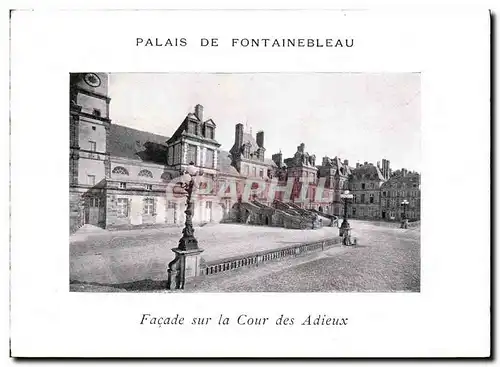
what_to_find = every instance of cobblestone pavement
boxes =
[187,221,420,292]
[70,220,419,292]
[70,223,340,286]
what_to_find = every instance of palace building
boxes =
[69,72,420,233]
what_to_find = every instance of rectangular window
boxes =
[361,194,365,203]
[186,144,197,164]
[174,145,181,164]
[143,198,155,215]
[206,126,214,139]
[259,169,264,178]
[244,165,249,176]
[252,167,256,177]
[369,194,374,204]
[89,141,96,152]
[167,146,173,166]
[168,201,177,209]
[119,182,126,189]
[361,183,366,190]
[145,184,152,191]
[188,122,197,134]
[383,191,387,197]
[206,201,212,209]
[87,175,95,186]
[90,197,100,207]
[117,198,129,218]
[93,108,101,117]
[205,149,214,168]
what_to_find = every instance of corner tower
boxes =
[69,72,111,232]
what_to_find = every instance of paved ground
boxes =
[188,222,420,292]
[70,223,340,286]
[70,220,419,292]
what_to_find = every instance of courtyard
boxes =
[70,220,420,292]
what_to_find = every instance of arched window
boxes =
[112,166,129,175]
[138,169,153,178]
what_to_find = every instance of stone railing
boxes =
[407,220,420,228]
[200,237,341,276]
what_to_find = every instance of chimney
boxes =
[195,104,204,122]
[402,168,407,177]
[256,130,264,148]
[377,161,380,168]
[344,159,349,166]
[272,152,283,167]
[382,158,391,180]
[235,123,244,149]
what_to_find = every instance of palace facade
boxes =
[69,72,420,233]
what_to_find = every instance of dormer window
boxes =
[188,121,197,135]
[206,126,214,139]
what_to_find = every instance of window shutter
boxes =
[153,198,157,216]
[143,198,147,215]
[127,198,132,217]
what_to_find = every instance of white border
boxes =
[8,7,490,358]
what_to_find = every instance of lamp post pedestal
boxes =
[167,248,204,290]
[339,218,350,237]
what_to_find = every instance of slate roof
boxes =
[108,124,169,163]
[316,156,351,176]
[381,172,420,188]
[264,158,278,168]
[351,163,386,181]
[108,124,275,174]
[218,150,240,176]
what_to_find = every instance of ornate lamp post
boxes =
[178,163,201,251]
[339,190,354,237]
[401,199,409,219]
[400,199,409,229]
[167,162,204,290]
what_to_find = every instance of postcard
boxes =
[9,7,491,358]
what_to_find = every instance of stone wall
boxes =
[69,189,85,234]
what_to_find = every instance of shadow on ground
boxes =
[70,279,167,292]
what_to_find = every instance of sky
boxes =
[109,73,421,172]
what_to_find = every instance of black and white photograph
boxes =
[69,72,421,293]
